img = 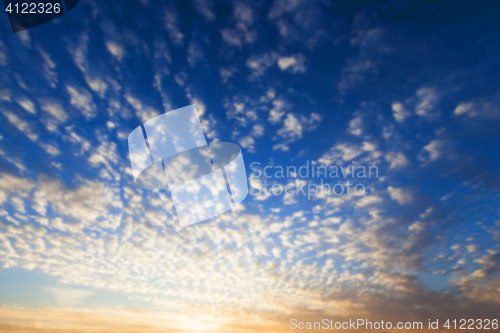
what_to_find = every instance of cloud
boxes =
[454,100,500,119]
[268,99,287,124]
[219,66,237,84]
[238,124,265,152]
[267,0,324,48]
[355,195,383,207]
[239,136,256,151]
[220,2,256,47]
[0,41,7,66]
[0,305,270,333]
[125,94,160,123]
[246,52,278,79]
[37,47,57,87]
[337,59,376,93]
[224,95,259,127]
[49,288,94,306]
[17,97,36,114]
[186,93,217,139]
[247,53,306,79]
[85,75,108,98]
[392,102,410,122]
[277,54,306,73]
[415,87,439,118]
[473,251,500,277]
[66,85,96,120]
[40,101,68,123]
[67,33,89,72]
[418,139,448,163]
[317,141,382,166]
[234,2,254,26]
[164,6,185,46]
[273,112,321,151]
[351,27,387,54]
[192,0,215,21]
[388,186,414,205]
[187,39,205,67]
[385,152,409,169]
[105,41,125,61]
[39,142,60,156]
[1,2,499,331]
[454,102,475,116]
[348,116,363,136]
[0,111,38,141]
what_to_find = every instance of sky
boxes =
[0,0,500,332]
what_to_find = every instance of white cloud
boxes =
[273,112,321,151]
[219,66,237,84]
[277,54,306,73]
[247,53,306,79]
[66,85,96,120]
[224,98,258,127]
[385,152,409,169]
[392,102,410,122]
[268,99,286,124]
[187,40,205,67]
[85,76,108,98]
[1,111,38,141]
[220,28,244,47]
[251,124,264,137]
[356,195,383,207]
[388,186,414,205]
[277,113,302,140]
[105,41,125,61]
[337,59,376,93]
[192,0,215,21]
[234,2,254,25]
[415,87,439,118]
[39,143,60,156]
[267,0,324,48]
[317,141,382,166]
[17,97,36,114]
[174,71,188,86]
[409,221,426,231]
[239,136,255,151]
[40,101,68,123]
[125,95,160,123]
[418,139,447,163]
[67,33,89,72]
[37,47,57,87]
[220,2,256,47]
[17,31,30,47]
[187,94,217,140]
[454,101,500,119]
[165,7,185,46]
[246,52,278,79]
[238,124,264,152]
[49,288,94,306]
[348,116,363,136]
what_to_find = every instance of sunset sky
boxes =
[0,0,499,332]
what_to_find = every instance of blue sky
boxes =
[0,0,499,332]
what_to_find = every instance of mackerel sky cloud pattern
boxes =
[0,0,499,331]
